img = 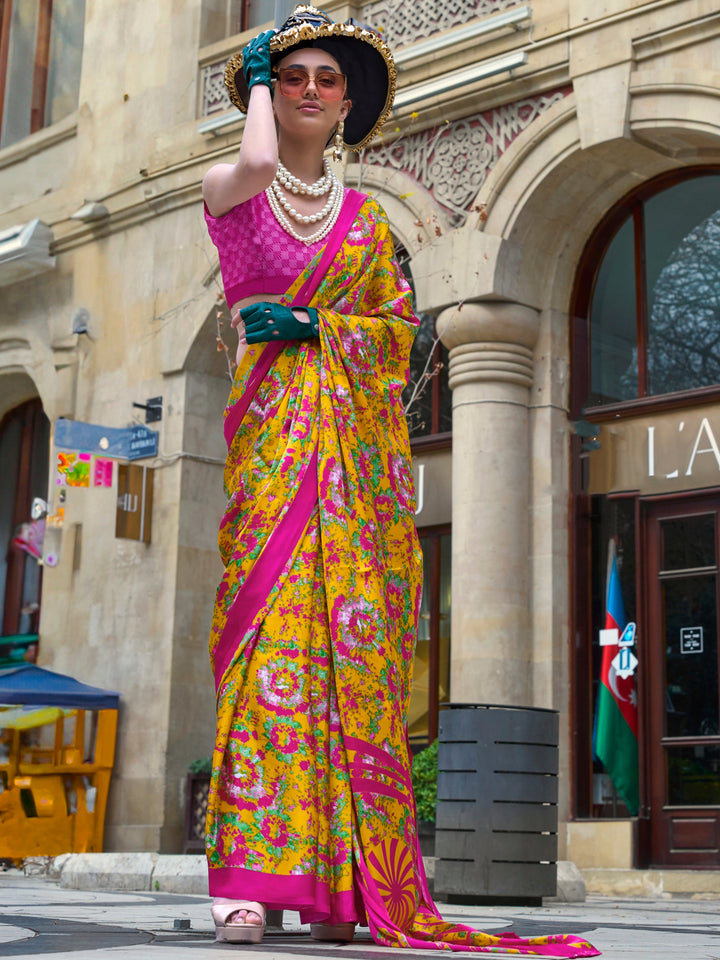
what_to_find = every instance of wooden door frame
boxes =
[641,490,720,866]
[1,399,48,637]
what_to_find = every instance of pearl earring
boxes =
[332,120,344,163]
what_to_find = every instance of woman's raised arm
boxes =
[202,31,278,217]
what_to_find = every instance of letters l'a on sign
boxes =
[115,464,153,543]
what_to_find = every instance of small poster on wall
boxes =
[56,452,91,487]
[680,626,703,654]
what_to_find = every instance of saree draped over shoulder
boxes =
[206,191,599,959]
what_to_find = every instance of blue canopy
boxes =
[0,664,119,710]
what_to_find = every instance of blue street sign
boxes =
[127,425,159,460]
[54,419,158,461]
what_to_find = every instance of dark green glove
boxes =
[242,30,274,93]
[241,302,319,343]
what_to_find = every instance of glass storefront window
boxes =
[662,516,716,572]
[645,179,720,396]
[660,514,720,739]
[408,529,451,747]
[571,493,638,819]
[588,219,637,406]
[668,745,720,806]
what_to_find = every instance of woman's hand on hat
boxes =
[242,30,275,93]
[240,302,319,344]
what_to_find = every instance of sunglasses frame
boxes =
[274,67,348,101]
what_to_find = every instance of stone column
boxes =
[436,301,540,706]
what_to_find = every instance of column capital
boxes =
[437,301,541,394]
[436,300,540,351]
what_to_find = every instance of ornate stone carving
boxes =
[362,88,571,221]
[202,61,230,116]
[361,0,521,49]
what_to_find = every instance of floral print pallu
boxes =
[206,189,599,959]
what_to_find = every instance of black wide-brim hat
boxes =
[224,4,396,151]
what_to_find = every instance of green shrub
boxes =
[188,756,213,775]
[412,739,438,823]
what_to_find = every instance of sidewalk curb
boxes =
[55,854,439,897]
[545,861,586,903]
[58,854,208,894]
[582,867,720,898]
[54,854,586,902]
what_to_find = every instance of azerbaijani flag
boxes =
[594,540,639,815]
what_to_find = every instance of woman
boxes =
[203,6,599,957]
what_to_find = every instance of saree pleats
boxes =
[206,194,599,958]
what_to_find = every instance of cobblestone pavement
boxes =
[2,872,720,959]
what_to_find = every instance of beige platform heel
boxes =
[211,900,266,943]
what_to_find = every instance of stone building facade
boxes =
[2,0,720,869]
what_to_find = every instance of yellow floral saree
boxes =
[206,190,599,958]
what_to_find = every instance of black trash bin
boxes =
[434,703,558,905]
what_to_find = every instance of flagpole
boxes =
[605,537,615,612]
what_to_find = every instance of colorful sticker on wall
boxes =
[93,457,114,487]
[56,451,91,487]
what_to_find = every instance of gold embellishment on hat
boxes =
[224,4,396,151]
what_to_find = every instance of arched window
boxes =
[570,167,720,826]
[572,168,720,414]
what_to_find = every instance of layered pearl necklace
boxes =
[266,159,343,245]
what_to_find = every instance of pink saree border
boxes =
[222,188,367,450]
[213,446,319,691]
[209,866,363,923]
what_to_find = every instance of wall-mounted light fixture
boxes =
[71,201,110,222]
[72,308,92,336]
[198,111,242,136]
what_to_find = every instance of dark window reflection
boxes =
[662,515,716,571]
[668,745,720,805]
[583,172,720,409]
[646,179,720,395]
[663,574,719,738]
[589,219,637,406]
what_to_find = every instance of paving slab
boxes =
[2,870,720,960]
